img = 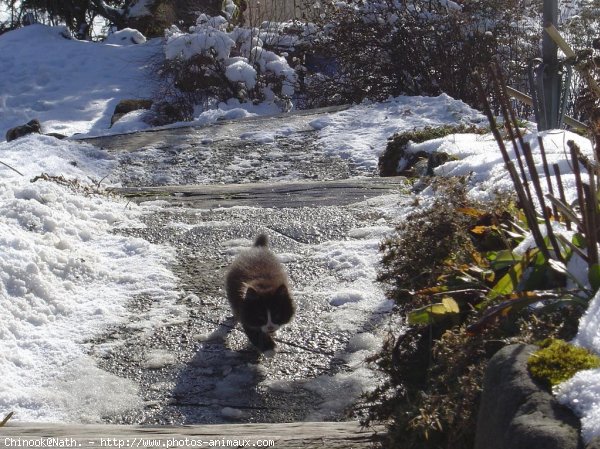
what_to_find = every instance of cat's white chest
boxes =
[261,310,280,334]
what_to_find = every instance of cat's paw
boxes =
[262,349,276,358]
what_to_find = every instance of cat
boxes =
[225,233,295,352]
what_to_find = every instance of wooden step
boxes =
[0,421,384,448]
[113,177,406,209]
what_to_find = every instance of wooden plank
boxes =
[505,86,588,131]
[0,421,384,449]
[113,177,407,209]
[544,23,576,58]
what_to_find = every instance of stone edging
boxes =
[475,344,582,449]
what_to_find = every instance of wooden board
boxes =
[0,421,384,448]
[113,177,406,209]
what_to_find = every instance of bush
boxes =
[154,13,298,122]
[297,0,540,109]
[365,177,586,449]
[378,177,477,301]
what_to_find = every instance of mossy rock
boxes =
[378,124,486,177]
[527,338,600,390]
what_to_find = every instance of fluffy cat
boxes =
[225,233,295,352]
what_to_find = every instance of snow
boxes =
[104,28,147,45]
[126,0,153,18]
[0,135,181,422]
[558,288,600,441]
[0,24,160,138]
[225,60,258,89]
[311,94,485,171]
[142,350,178,369]
[163,14,297,108]
[220,407,247,420]
[410,129,594,203]
[2,21,600,436]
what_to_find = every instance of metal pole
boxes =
[542,0,560,129]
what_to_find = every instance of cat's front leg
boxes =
[243,325,275,352]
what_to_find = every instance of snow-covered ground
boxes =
[2,23,600,439]
[0,25,160,138]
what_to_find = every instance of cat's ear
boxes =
[275,284,289,297]
[245,287,259,301]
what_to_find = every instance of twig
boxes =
[557,233,589,262]
[583,183,599,266]
[546,194,581,229]
[474,70,550,261]
[492,63,564,261]
[569,141,589,233]
[538,136,558,218]
[552,163,572,230]
[506,161,551,260]
[0,160,24,176]
[568,140,599,266]
[490,63,531,200]
[0,412,13,427]
[522,140,565,262]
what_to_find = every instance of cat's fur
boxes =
[225,234,295,352]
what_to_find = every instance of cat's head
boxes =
[241,284,295,334]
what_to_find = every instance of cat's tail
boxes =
[254,233,269,247]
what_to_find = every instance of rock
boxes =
[5,119,42,142]
[475,344,583,449]
[397,151,456,179]
[110,99,153,126]
[45,132,68,140]
[145,100,193,127]
[104,28,147,45]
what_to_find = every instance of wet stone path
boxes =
[82,108,407,425]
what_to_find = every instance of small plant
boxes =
[528,339,600,390]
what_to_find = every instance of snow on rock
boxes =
[557,368,600,443]
[415,129,594,203]
[557,288,600,442]
[104,28,147,45]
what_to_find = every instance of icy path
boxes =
[81,108,406,424]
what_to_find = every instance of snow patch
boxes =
[142,350,177,369]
